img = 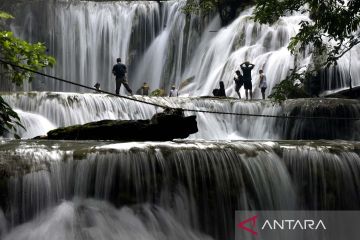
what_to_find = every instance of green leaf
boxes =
[0,12,56,137]
[0,11,14,20]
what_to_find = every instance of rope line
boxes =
[0,59,169,109]
[181,108,360,120]
[1,58,360,121]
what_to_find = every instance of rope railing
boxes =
[1,58,360,121]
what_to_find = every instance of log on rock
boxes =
[45,108,198,141]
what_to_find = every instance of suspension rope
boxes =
[1,58,360,121]
[0,59,169,109]
[181,108,359,120]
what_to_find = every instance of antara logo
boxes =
[237,215,326,235]
[261,219,326,230]
[237,215,258,236]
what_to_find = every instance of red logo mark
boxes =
[237,215,258,236]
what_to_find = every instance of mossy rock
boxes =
[150,88,166,97]
[45,110,198,141]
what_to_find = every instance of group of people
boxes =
[233,61,267,100]
[97,58,266,100]
[212,61,267,100]
[111,57,178,97]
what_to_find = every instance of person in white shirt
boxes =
[258,70,267,100]
[169,85,178,97]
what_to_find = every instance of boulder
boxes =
[44,108,198,141]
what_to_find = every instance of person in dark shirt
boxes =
[112,58,133,95]
[212,81,226,97]
[240,61,255,100]
[233,70,243,99]
[93,82,101,93]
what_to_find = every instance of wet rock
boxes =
[325,86,360,99]
[44,109,198,141]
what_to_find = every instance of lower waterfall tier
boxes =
[0,140,359,239]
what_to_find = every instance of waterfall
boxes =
[0,140,359,239]
[14,110,56,139]
[3,201,213,240]
[5,0,358,96]
[2,92,360,140]
[8,0,204,94]
[0,209,6,239]
[1,1,359,239]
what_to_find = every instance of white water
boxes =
[3,92,360,140]
[4,200,212,240]
[1,2,360,238]
[0,209,6,239]
[0,140,359,239]
[15,110,56,138]
[8,0,359,96]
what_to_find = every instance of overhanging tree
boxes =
[253,0,360,100]
[0,10,55,137]
[254,0,360,65]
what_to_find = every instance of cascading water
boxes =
[0,140,359,239]
[1,1,359,239]
[2,92,360,140]
[5,0,359,95]
[7,0,204,94]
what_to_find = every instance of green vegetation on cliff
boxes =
[183,0,254,26]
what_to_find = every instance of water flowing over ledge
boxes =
[2,92,360,140]
[0,139,359,239]
[4,0,359,95]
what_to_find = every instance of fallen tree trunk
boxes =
[41,108,198,141]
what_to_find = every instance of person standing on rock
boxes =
[141,82,150,96]
[240,61,255,100]
[258,69,267,99]
[233,70,243,99]
[169,85,179,97]
[112,58,133,95]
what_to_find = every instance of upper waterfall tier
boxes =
[2,92,360,140]
[5,0,359,95]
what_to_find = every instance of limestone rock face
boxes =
[44,108,198,141]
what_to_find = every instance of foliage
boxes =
[0,31,55,85]
[182,0,216,14]
[268,69,310,104]
[0,96,23,138]
[150,88,166,97]
[254,0,360,102]
[253,0,360,66]
[0,11,13,20]
[0,11,55,137]
[183,0,254,26]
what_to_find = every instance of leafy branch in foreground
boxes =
[0,10,55,137]
[0,31,56,85]
[0,96,23,138]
